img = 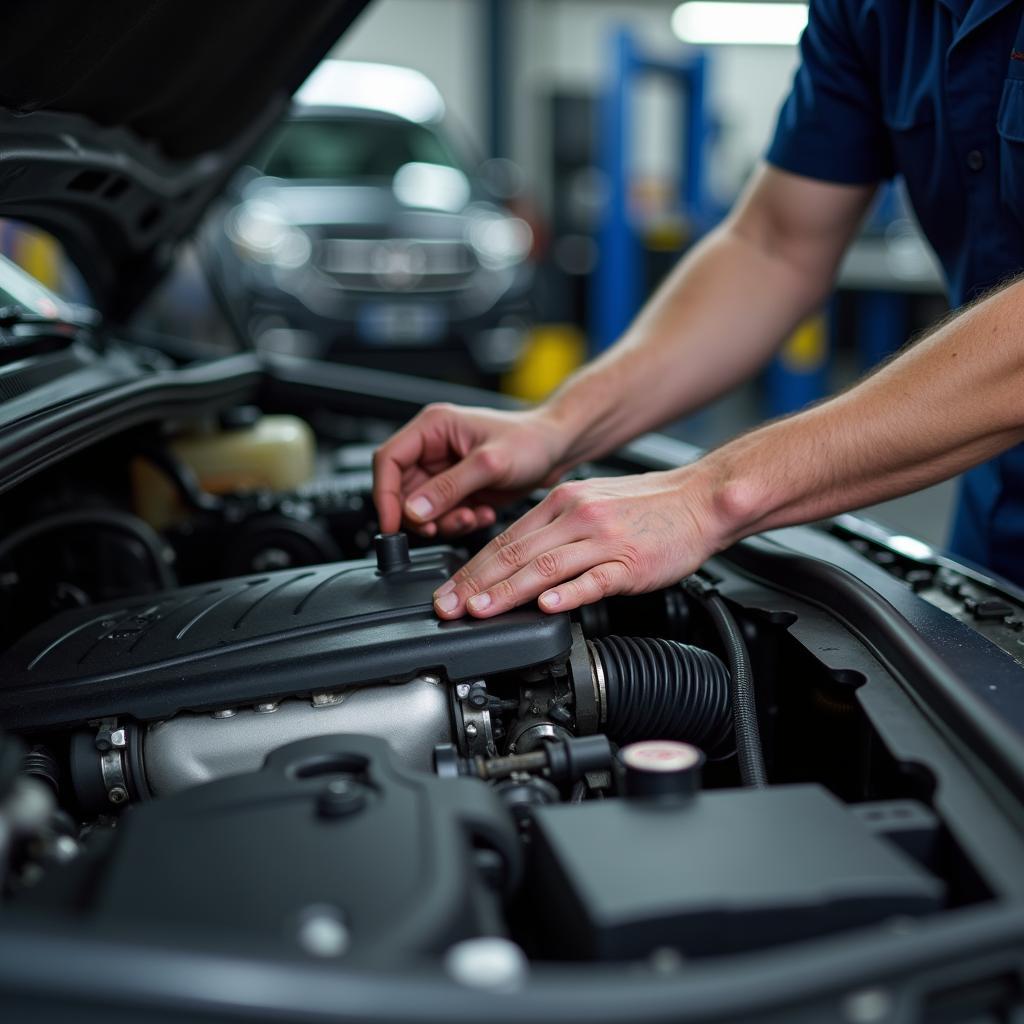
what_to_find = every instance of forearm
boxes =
[702,279,1024,545]
[540,219,828,466]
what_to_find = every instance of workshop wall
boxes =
[332,0,485,157]
[335,0,799,212]
[510,0,798,209]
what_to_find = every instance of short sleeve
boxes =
[766,0,894,185]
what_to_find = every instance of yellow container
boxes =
[133,415,316,530]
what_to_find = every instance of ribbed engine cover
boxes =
[0,546,572,729]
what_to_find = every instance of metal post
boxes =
[484,0,510,158]
[592,29,643,352]
[682,50,709,225]
[591,31,717,353]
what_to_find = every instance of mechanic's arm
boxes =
[373,165,874,537]
[438,277,1024,618]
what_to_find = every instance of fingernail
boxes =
[435,592,458,613]
[468,592,492,612]
[406,495,434,521]
[540,591,561,609]
[435,580,456,598]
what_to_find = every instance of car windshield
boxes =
[256,117,463,181]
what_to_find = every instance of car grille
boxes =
[318,238,478,292]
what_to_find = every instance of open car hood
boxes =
[0,0,371,320]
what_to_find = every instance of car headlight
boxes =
[227,200,312,270]
[466,212,533,270]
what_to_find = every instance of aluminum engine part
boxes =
[144,675,451,796]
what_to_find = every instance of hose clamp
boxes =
[568,623,600,734]
[99,749,129,805]
[587,640,607,727]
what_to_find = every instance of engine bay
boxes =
[0,400,1023,1003]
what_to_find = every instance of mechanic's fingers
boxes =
[435,520,583,617]
[474,505,498,529]
[436,508,474,535]
[459,518,582,598]
[436,506,482,536]
[407,520,439,539]
[404,445,509,526]
[538,562,630,613]
[373,426,427,534]
[441,483,581,593]
[373,454,404,535]
[435,505,498,537]
[440,542,604,619]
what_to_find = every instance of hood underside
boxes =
[0,0,371,319]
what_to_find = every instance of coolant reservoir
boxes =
[133,411,316,529]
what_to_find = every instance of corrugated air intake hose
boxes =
[589,635,733,755]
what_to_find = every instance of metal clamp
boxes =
[567,622,600,733]
[99,748,129,805]
[589,642,607,727]
[457,680,496,758]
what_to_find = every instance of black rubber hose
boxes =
[684,578,768,788]
[591,635,733,754]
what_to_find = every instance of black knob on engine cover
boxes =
[618,740,704,802]
[317,778,368,819]
[374,532,411,574]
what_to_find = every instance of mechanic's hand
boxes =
[432,468,723,618]
[373,404,571,537]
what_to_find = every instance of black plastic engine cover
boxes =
[0,546,572,729]
[83,735,521,962]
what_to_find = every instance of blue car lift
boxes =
[591,29,717,353]
[592,31,917,418]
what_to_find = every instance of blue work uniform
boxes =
[766,0,1024,583]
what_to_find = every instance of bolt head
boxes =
[649,947,685,973]
[465,722,479,738]
[842,988,893,1024]
[110,728,127,748]
[108,786,128,805]
[296,906,350,958]
[51,835,80,863]
[456,683,471,699]
[445,938,528,991]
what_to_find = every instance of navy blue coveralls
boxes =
[766,0,1024,583]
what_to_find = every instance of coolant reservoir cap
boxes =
[375,532,411,574]
[619,740,704,801]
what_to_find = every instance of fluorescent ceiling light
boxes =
[296,60,445,123]
[671,2,808,46]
